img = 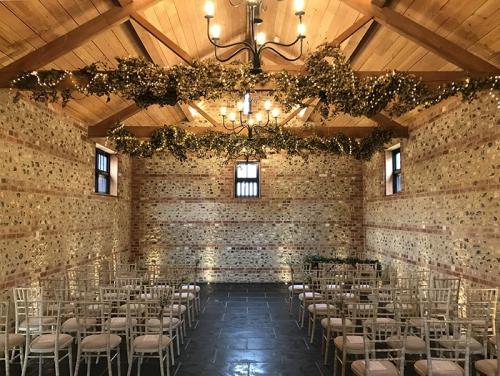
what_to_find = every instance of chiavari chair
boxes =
[409,288,451,334]
[127,301,172,376]
[475,321,499,376]
[298,268,322,328]
[74,301,122,376]
[162,282,187,339]
[21,300,73,376]
[0,300,24,376]
[333,301,377,376]
[432,276,461,317]
[287,264,310,315]
[355,263,378,279]
[414,320,473,376]
[307,278,337,344]
[13,287,55,335]
[180,267,201,317]
[351,321,408,376]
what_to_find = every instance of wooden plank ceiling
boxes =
[0,0,498,137]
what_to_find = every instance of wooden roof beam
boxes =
[341,0,499,72]
[0,0,159,86]
[347,21,380,65]
[130,12,194,65]
[301,98,321,123]
[370,113,408,137]
[188,101,221,127]
[280,98,317,127]
[88,103,142,137]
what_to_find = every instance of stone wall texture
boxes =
[131,154,364,282]
[0,92,132,290]
[363,94,500,287]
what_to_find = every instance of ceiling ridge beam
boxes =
[88,103,142,137]
[0,0,159,86]
[341,0,499,72]
[130,12,194,65]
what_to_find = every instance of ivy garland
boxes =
[11,43,499,118]
[108,124,393,161]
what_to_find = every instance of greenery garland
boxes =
[108,124,393,161]
[303,255,381,269]
[11,43,499,118]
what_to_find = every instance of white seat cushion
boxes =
[352,360,400,376]
[30,334,73,352]
[288,284,309,292]
[475,359,497,376]
[0,333,25,349]
[414,359,464,376]
[334,336,365,354]
[164,304,186,315]
[438,335,483,353]
[81,334,121,352]
[321,317,352,330]
[181,285,200,292]
[105,317,137,330]
[307,303,336,314]
[147,317,181,330]
[387,335,425,354]
[62,317,97,332]
[132,335,171,352]
[173,292,195,301]
[119,303,145,314]
[298,292,321,301]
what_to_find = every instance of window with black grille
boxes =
[235,161,259,198]
[95,148,111,194]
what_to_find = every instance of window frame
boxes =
[392,148,401,194]
[234,161,260,198]
[95,148,111,195]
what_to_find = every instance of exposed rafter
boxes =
[130,12,194,65]
[347,21,380,65]
[0,0,158,87]
[188,102,221,128]
[280,98,317,127]
[341,0,499,72]
[370,113,408,137]
[178,103,195,122]
[332,15,374,46]
[301,98,321,123]
[88,103,142,138]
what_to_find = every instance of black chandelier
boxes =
[204,0,306,74]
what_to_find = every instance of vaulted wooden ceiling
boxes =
[0,0,498,138]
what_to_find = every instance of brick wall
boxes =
[363,94,500,287]
[0,92,133,290]
[131,154,364,282]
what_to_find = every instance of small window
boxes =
[385,144,402,195]
[392,148,401,193]
[235,161,259,198]
[95,148,111,194]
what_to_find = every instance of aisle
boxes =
[175,283,329,376]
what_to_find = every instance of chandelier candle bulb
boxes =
[256,32,266,46]
[220,106,227,116]
[237,101,244,112]
[271,108,280,118]
[294,0,305,15]
[210,24,221,40]
[255,112,263,123]
[248,117,254,126]
[298,23,306,37]
[229,112,236,122]
[264,100,272,111]
[204,1,215,18]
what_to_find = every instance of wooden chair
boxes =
[414,320,472,376]
[351,321,408,376]
[127,301,172,376]
[307,278,337,344]
[298,269,322,328]
[74,301,122,376]
[21,300,73,376]
[287,264,310,315]
[475,321,499,376]
[0,300,24,376]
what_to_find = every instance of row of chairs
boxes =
[288,263,499,376]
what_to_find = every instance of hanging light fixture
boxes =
[204,0,306,74]
[220,94,280,138]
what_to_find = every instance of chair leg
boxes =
[38,354,42,376]
[170,336,175,365]
[341,350,347,376]
[86,355,91,376]
[166,346,170,376]
[54,351,60,376]
[5,350,10,376]
[324,331,331,365]
[127,355,133,376]
[107,352,112,376]
[74,348,81,376]
[21,348,28,376]
[310,317,316,344]
[159,350,165,376]
[116,349,121,376]
[68,347,73,376]
[333,346,337,376]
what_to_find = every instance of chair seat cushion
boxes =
[30,334,73,351]
[298,292,322,301]
[119,303,145,314]
[384,303,415,313]
[105,317,137,330]
[414,359,464,376]
[334,336,365,354]
[438,335,483,353]
[19,317,56,331]
[164,304,186,315]
[288,284,309,292]
[133,335,171,352]
[409,318,443,328]
[181,285,200,292]
[365,317,396,325]
[62,317,97,332]
[321,317,353,330]
[307,303,336,314]
[352,360,400,376]
[387,335,425,354]
[0,333,25,349]
[147,317,181,330]
[81,334,121,351]
[475,359,497,376]
[173,292,195,301]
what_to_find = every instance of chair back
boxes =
[12,287,43,333]
[362,321,407,376]
[424,320,472,376]
[0,301,12,354]
[418,288,451,320]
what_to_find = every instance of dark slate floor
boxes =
[5,283,425,376]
